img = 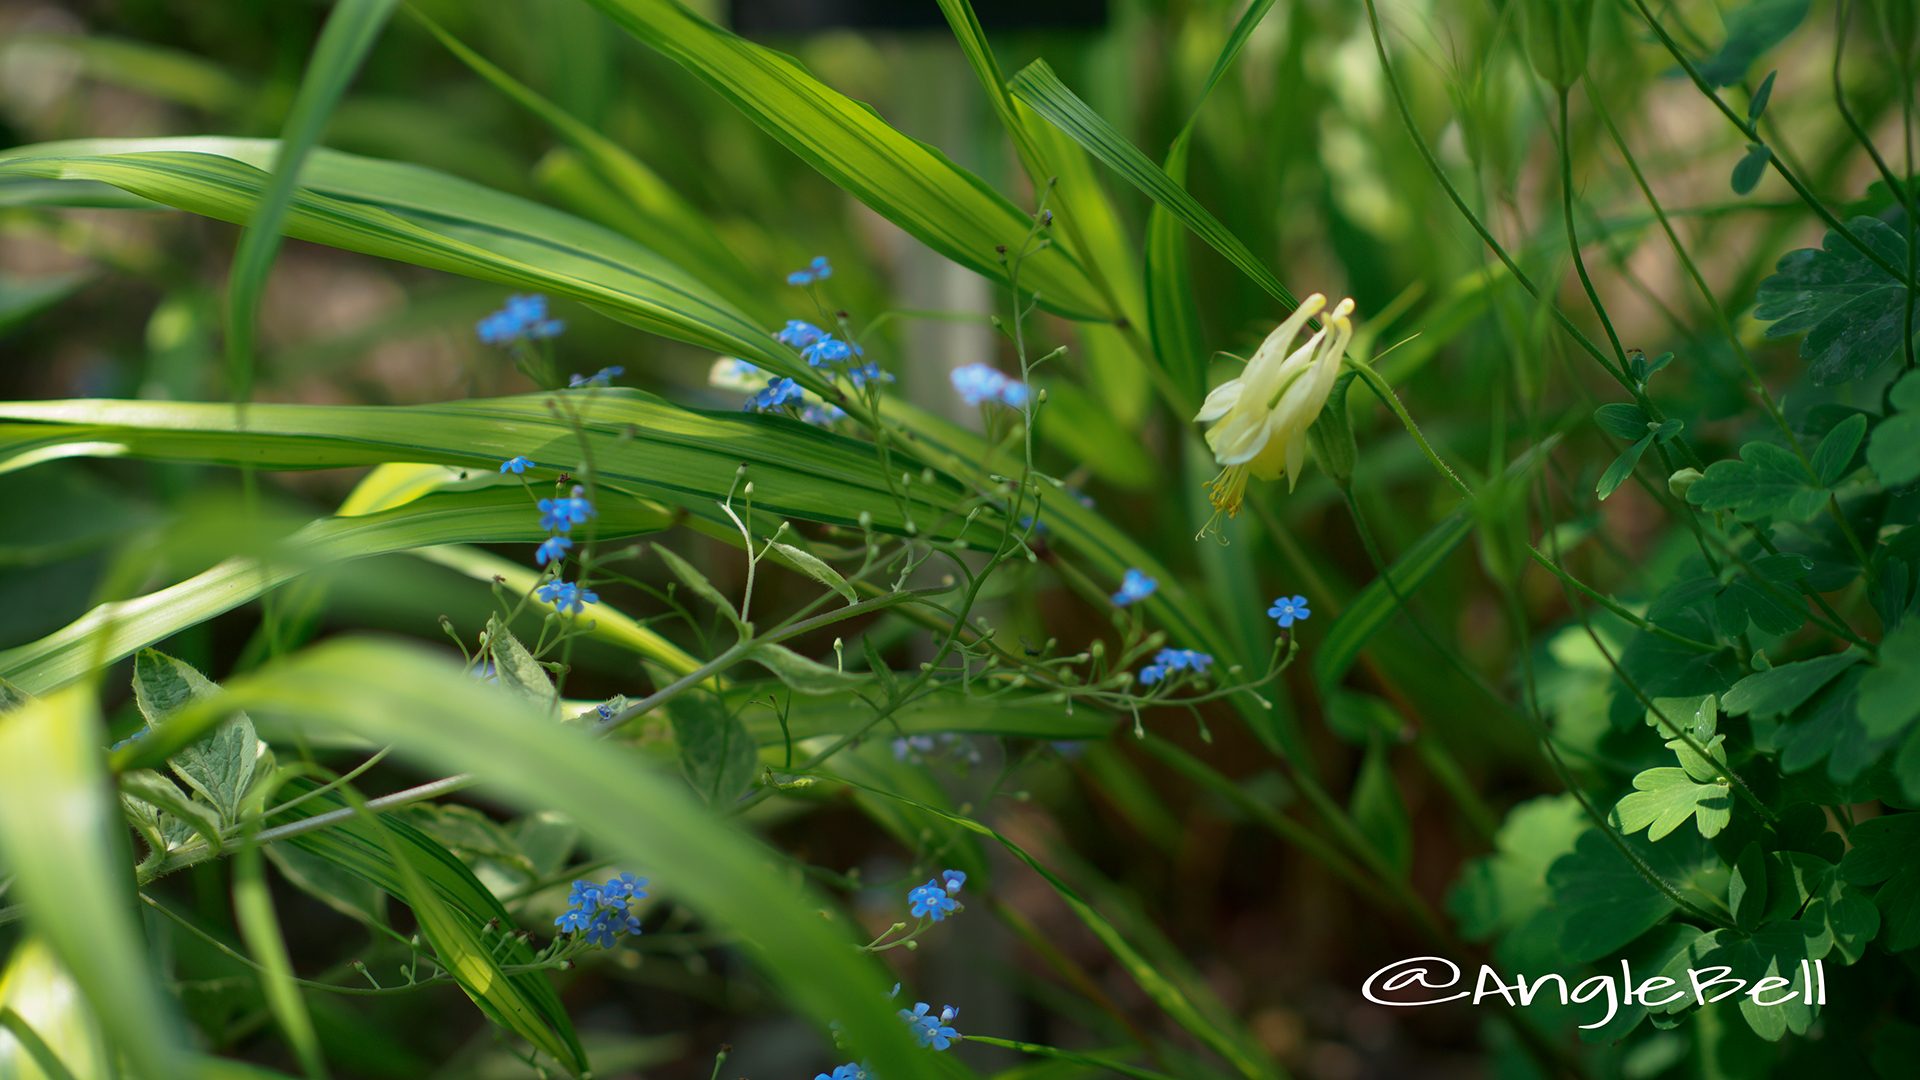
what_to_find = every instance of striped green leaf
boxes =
[0,689,188,1078]
[0,392,983,538]
[0,485,672,694]
[582,0,1115,321]
[225,0,398,402]
[120,639,948,1078]
[0,139,797,373]
[408,9,774,324]
[1009,60,1303,313]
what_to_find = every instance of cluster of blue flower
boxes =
[568,365,624,388]
[1139,647,1214,686]
[899,1002,960,1051]
[552,872,648,949]
[502,463,601,615]
[1110,568,1310,683]
[773,318,890,391]
[786,254,834,287]
[476,294,564,346]
[907,869,966,922]
[949,362,1030,409]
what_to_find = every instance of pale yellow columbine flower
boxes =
[1194,293,1356,527]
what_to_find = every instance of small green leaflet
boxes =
[1612,769,1732,841]
[1859,621,1920,739]
[666,695,759,807]
[484,615,557,713]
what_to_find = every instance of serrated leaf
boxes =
[768,541,856,603]
[666,695,759,808]
[1722,650,1862,718]
[132,650,265,825]
[484,615,556,713]
[1685,441,1826,521]
[1612,767,1732,840]
[1755,215,1917,385]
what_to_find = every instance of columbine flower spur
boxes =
[1194,293,1356,526]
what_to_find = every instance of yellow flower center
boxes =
[1196,464,1252,541]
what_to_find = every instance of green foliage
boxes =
[1755,216,1918,385]
[4,0,1918,1074]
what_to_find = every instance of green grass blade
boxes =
[124,640,948,1078]
[0,689,188,1077]
[0,940,108,1080]
[407,9,772,324]
[0,140,796,372]
[265,780,586,1074]
[232,842,329,1079]
[1008,60,1303,313]
[580,0,1115,321]
[0,486,671,693]
[0,392,982,538]
[1312,511,1470,690]
[225,0,398,402]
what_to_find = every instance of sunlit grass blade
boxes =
[232,841,328,1079]
[0,689,188,1078]
[581,0,1115,321]
[0,140,796,373]
[406,9,773,324]
[252,780,586,1074]
[1008,60,1303,313]
[225,0,398,402]
[0,486,672,694]
[0,392,985,538]
[0,939,106,1080]
[123,639,946,1078]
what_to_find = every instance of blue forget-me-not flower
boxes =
[1111,568,1157,607]
[499,455,534,475]
[1268,594,1311,628]
[477,294,564,345]
[787,255,833,286]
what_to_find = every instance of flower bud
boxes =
[1520,0,1594,89]
[1668,467,1703,500]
